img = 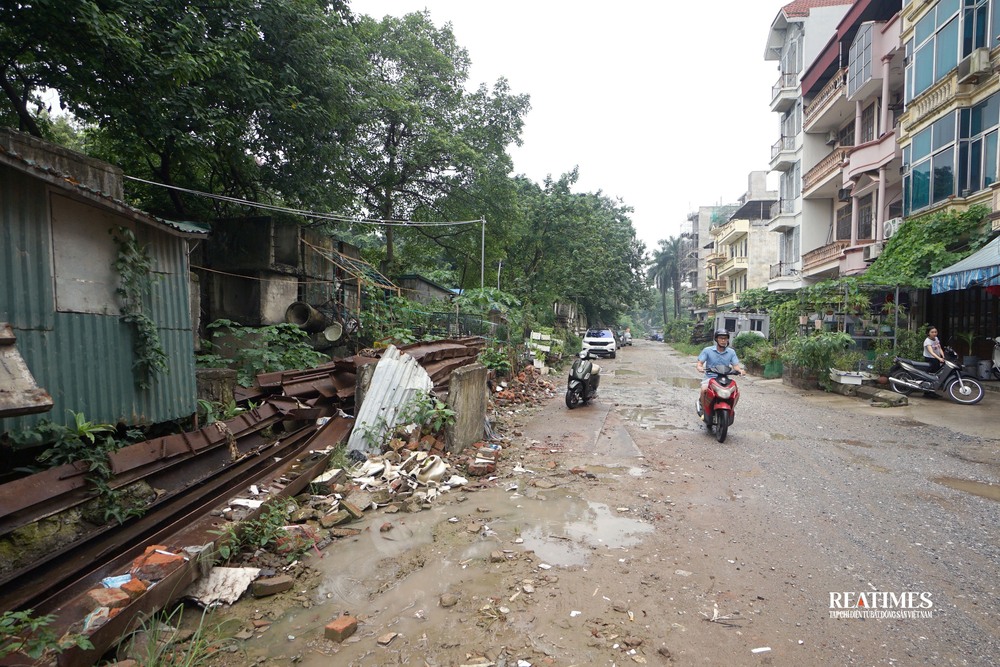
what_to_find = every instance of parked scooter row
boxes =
[888,346,985,405]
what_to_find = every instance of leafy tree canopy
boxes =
[864,205,992,287]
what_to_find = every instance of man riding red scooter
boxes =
[696,329,743,442]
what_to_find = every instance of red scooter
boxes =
[698,365,741,443]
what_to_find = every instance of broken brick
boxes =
[324,615,358,642]
[466,461,496,477]
[87,587,131,609]
[120,577,148,599]
[130,547,184,581]
[252,575,294,597]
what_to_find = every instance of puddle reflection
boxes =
[932,476,1000,502]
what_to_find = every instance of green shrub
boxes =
[780,332,854,389]
[201,320,329,387]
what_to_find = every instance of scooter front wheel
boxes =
[565,389,581,409]
[715,412,728,443]
[946,377,985,405]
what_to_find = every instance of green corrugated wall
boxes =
[1,165,198,433]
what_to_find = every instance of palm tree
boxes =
[647,236,686,328]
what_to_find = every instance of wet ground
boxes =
[194,340,1000,666]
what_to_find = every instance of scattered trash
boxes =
[101,574,132,588]
[570,610,582,617]
[751,647,771,654]
[184,567,261,607]
[674,569,692,577]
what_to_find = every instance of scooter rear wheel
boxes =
[889,370,916,396]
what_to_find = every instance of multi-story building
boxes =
[800,1,905,280]
[765,0,855,291]
[707,172,779,308]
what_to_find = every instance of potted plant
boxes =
[955,330,978,369]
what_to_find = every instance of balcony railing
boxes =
[769,199,795,219]
[804,68,847,127]
[803,148,849,192]
[771,73,797,104]
[770,262,797,280]
[706,252,726,264]
[802,240,850,270]
[707,279,727,292]
[718,256,749,277]
[770,135,796,160]
[716,292,737,307]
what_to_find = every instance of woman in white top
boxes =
[923,326,945,373]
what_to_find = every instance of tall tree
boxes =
[648,236,685,324]
[1,0,357,219]
[346,11,530,273]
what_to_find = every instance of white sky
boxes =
[352,0,789,253]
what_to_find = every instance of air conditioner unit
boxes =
[825,131,837,146]
[863,242,883,262]
[837,188,852,202]
[883,217,904,239]
[958,47,992,83]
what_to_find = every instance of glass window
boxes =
[912,126,933,161]
[836,204,852,240]
[933,113,956,149]
[963,0,989,53]
[861,102,878,142]
[935,17,960,78]
[858,194,874,240]
[932,148,956,202]
[986,131,998,187]
[912,160,931,210]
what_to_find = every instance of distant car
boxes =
[649,331,663,342]
[582,328,617,359]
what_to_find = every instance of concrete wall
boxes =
[445,363,487,454]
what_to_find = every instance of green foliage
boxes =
[203,320,329,387]
[662,318,694,343]
[780,332,854,388]
[400,390,456,434]
[732,332,776,369]
[478,346,514,377]
[0,609,93,660]
[197,399,246,426]
[111,227,168,389]
[211,499,308,564]
[769,299,802,343]
[865,205,991,287]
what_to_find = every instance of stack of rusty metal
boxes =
[235,337,486,406]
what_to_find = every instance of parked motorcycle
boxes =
[697,365,741,443]
[888,347,985,404]
[566,351,600,409]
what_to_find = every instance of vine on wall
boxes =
[111,227,167,388]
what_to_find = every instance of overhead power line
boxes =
[123,175,483,227]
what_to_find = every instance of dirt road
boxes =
[203,339,1000,666]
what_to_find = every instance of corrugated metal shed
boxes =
[0,131,206,432]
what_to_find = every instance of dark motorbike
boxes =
[566,352,600,409]
[888,347,985,405]
[697,364,741,443]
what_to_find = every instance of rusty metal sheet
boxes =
[304,414,353,450]
[0,462,89,520]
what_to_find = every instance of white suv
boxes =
[581,328,617,359]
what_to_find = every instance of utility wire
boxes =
[123,175,483,227]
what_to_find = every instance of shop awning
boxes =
[930,235,1000,294]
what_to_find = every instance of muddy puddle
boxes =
[932,476,1000,501]
[248,485,653,664]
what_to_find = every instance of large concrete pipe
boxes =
[284,301,328,333]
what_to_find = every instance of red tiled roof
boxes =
[783,0,855,19]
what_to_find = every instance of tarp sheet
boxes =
[930,235,1000,294]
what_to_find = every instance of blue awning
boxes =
[930,235,1000,294]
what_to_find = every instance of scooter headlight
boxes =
[713,385,735,399]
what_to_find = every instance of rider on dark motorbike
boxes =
[696,329,743,418]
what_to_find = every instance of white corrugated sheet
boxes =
[346,345,434,453]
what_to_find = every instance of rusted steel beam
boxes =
[51,424,343,667]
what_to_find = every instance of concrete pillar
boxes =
[444,363,488,454]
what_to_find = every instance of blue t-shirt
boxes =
[698,345,740,377]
